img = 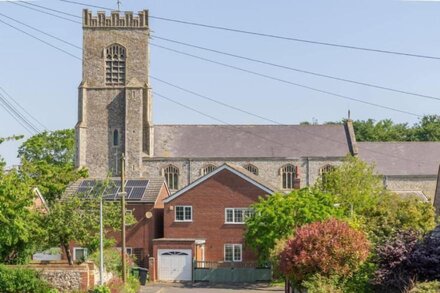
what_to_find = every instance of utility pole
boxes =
[120,153,127,283]
[99,195,104,285]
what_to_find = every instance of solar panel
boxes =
[128,187,146,200]
[126,180,149,187]
[75,179,149,201]
[80,180,96,188]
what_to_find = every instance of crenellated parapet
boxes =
[83,9,149,28]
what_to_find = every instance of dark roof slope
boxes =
[153,124,351,158]
[358,142,440,176]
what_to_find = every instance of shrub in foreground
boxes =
[0,265,54,293]
[279,219,370,285]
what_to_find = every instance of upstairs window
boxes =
[163,165,179,190]
[201,164,216,176]
[281,164,297,189]
[243,164,259,175]
[105,44,126,85]
[175,206,192,222]
[225,208,254,224]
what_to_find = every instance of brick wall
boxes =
[163,169,268,262]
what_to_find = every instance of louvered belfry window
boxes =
[105,44,126,85]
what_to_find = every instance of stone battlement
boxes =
[83,9,148,28]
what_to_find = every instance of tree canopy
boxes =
[244,188,342,262]
[18,129,87,203]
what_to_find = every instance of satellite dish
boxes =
[145,211,153,219]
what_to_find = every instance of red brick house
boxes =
[152,164,276,281]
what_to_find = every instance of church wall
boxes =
[142,157,345,192]
[384,176,437,202]
[85,88,124,177]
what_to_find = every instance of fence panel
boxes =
[193,261,271,283]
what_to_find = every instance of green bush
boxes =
[302,274,343,293]
[410,281,440,293]
[0,265,54,293]
[89,285,111,293]
[122,275,140,293]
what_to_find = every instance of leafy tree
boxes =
[44,181,135,265]
[352,119,412,142]
[317,155,384,216]
[18,129,87,203]
[316,156,436,244]
[0,136,44,264]
[244,188,342,262]
[412,115,440,141]
[279,219,370,285]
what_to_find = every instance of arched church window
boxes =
[319,164,335,176]
[163,165,179,190]
[105,44,126,85]
[201,164,216,176]
[319,164,335,185]
[113,129,119,146]
[281,164,297,189]
[243,164,259,175]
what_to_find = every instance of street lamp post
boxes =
[120,154,127,284]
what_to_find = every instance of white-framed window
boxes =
[125,209,133,226]
[117,247,133,255]
[281,164,297,189]
[175,205,192,222]
[224,244,242,262]
[243,164,259,175]
[105,44,126,85]
[73,247,88,261]
[225,208,254,224]
[163,165,179,190]
[201,164,216,176]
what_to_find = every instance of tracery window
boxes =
[201,164,216,176]
[163,165,179,190]
[319,164,335,185]
[243,164,258,175]
[105,44,126,85]
[281,164,297,189]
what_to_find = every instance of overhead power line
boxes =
[151,43,422,117]
[153,35,440,102]
[0,12,82,50]
[8,1,81,24]
[153,90,432,165]
[0,86,48,131]
[0,91,40,134]
[154,91,302,153]
[19,1,82,19]
[1,9,430,164]
[0,18,82,60]
[57,0,440,60]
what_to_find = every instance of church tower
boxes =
[75,9,153,178]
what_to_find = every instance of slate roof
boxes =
[153,124,351,158]
[358,142,440,176]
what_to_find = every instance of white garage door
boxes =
[158,249,192,281]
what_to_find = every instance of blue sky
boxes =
[1,0,440,166]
